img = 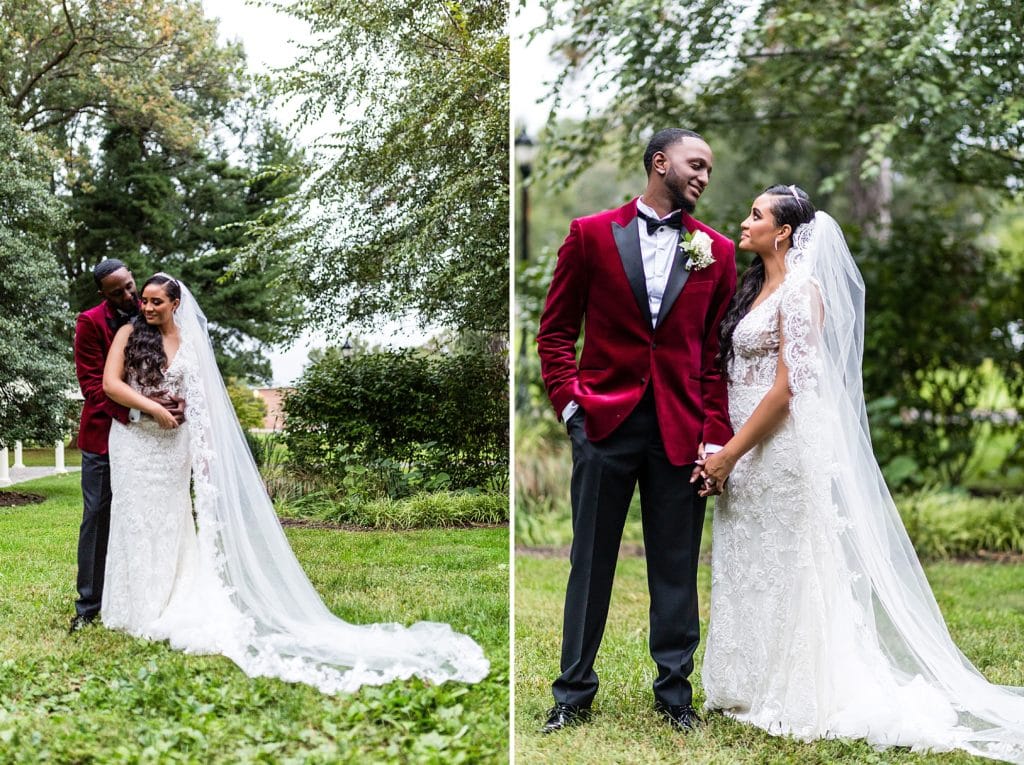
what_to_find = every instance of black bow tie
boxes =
[106,310,132,332]
[638,209,683,235]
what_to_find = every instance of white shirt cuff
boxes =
[704,443,723,454]
[129,407,142,423]
[562,400,579,423]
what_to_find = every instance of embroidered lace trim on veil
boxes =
[173,284,488,693]
[780,212,1024,760]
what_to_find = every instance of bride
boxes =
[100,273,488,693]
[697,186,1024,761]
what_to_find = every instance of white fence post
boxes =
[0,447,10,487]
[13,440,24,469]
[55,440,67,474]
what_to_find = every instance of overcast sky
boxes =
[200,0,430,386]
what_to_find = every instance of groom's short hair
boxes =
[93,258,128,286]
[643,128,706,175]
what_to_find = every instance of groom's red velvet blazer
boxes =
[75,301,130,455]
[537,198,737,466]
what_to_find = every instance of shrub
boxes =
[279,490,508,530]
[227,379,268,431]
[897,488,1024,559]
[344,492,508,529]
[284,349,508,492]
[514,415,571,517]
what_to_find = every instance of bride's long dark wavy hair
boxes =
[124,274,181,389]
[718,185,816,376]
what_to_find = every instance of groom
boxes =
[69,259,185,633]
[536,128,736,732]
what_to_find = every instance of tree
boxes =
[256,0,509,338]
[0,0,243,151]
[226,378,267,431]
[1,1,307,381]
[65,119,308,381]
[532,0,1023,218]
[0,105,71,446]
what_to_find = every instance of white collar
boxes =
[635,196,681,222]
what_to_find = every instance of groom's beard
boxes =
[121,300,140,317]
[665,167,697,214]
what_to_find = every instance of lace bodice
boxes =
[126,338,194,400]
[726,289,783,427]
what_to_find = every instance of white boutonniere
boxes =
[680,230,715,271]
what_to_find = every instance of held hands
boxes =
[690,443,720,496]
[691,443,737,497]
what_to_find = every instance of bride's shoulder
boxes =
[111,322,134,346]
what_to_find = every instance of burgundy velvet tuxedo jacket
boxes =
[75,301,130,455]
[537,198,737,466]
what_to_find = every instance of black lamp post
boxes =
[514,128,538,411]
[514,128,537,265]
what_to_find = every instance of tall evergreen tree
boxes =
[66,121,307,381]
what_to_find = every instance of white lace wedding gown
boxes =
[703,213,1024,762]
[703,287,963,747]
[101,287,488,693]
[104,347,210,641]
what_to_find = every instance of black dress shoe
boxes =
[655,702,702,732]
[68,614,97,634]
[541,703,592,734]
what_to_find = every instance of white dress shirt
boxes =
[635,196,680,328]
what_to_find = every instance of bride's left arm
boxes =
[701,281,824,490]
[700,328,793,487]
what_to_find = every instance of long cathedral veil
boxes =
[781,212,1024,761]
[172,282,488,693]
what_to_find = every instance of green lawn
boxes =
[15,446,83,468]
[515,553,1024,764]
[0,475,509,763]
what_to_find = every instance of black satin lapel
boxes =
[612,217,653,328]
[658,236,692,326]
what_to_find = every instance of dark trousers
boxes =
[75,450,112,618]
[552,389,707,708]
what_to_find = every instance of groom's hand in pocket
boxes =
[565,406,584,437]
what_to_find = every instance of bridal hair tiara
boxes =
[152,271,180,289]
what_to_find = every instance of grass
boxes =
[515,554,1024,764]
[0,474,509,763]
[12,446,83,468]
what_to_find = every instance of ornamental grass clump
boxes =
[898,488,1024,559]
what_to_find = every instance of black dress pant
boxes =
[75,450,112,618]
[552,388,707,708]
